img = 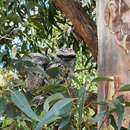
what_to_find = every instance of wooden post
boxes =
[96,0,130,129]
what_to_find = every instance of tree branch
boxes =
[52,0,98,60]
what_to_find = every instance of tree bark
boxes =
[97,0,130,129]
[52,0,98,60]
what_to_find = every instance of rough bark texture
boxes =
[97,0,130,129]
[52,0,98,60]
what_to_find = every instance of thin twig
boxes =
[0,35,13,40]
[0,26,16,41]
[75,68,88,73]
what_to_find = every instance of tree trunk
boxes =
[97,0,130,129]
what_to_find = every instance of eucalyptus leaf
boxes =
[46,67,60,78]
[125,101,130,107]
[120,84,130,91]
[78,86,87,129]
[71,75,81,86]
[114,96,125,130]
[35,98,73,130]
[120,127,128,130]
[11,90,39,121]
[94,111,106,123]
[15,60,45,75]
[44,93,64,112]
[2,117,14,127]
[109,114,118,130]
[92,76,114,83]
[0,98,6,113]
[58,117,70,130]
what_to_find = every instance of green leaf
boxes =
[92,76,114,83]
[114,96,125,130]
[0,52,6,62]
[35,116,61,130]
[119,84,130,91]
[27,65,45,75]
[0,98,6,113]
[2,117,14,127]
[94,111,106,123]
[125,101,130,107]
[49,98,73,117]
[109,114,118,130]
[46,67,60,78]
[71,75,81,86]
[58,117,70,130]
[15,60,46,75]
[35,98,73,130]
[10,90,39,121]
[97,101,107,106]
[44,93,64,112]
[120,127,128,130]
[78,86,87,129]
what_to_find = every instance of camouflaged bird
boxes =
[17,48,76,93]
[48,48,76,80]
[17,53,49,92]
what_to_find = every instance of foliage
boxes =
[0,0,95,67]
[0,60,126,130]
[0,65,130,130]
[0,51,97,130]
[0,0,130,130]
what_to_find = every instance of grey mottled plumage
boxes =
[20,53,49,92]
[17,49,76,92]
